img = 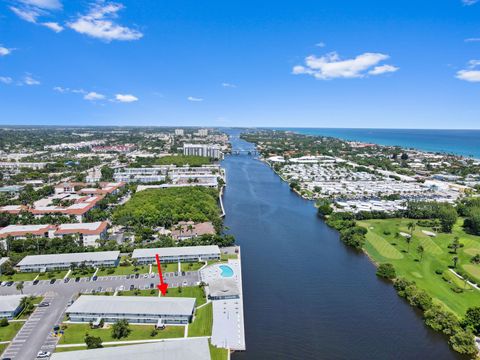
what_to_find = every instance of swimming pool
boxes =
[219,265,234,278]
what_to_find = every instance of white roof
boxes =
[56,222,103,231]
[0,295,24,312]
[133,245,220,259]
[50,338,210,360]
[0,224,51,235]
[67,295,195,317]
[17,251,120,267]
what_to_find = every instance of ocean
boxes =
[278,128,480,159]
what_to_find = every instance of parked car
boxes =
[149,283,154,289]
[92,276,98,281]
[33,279,39,285]
[6,281,14,287]
[64,278,70,283]
[75,277,80,282]
[143,274,148,278]
[150,273,155,278]
[37,351,50,358]
[49,279,56,284]
[129,284,135,290]
[67,300,74,306]
[134,273,139,279]
[38,302,50,307]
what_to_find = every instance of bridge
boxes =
[229,149,260,156]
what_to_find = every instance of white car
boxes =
[37,351,51,358]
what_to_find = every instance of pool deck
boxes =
[200,250,246,351]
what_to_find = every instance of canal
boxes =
[222,132,459,360]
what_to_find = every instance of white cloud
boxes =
[368,64,399,75]
[465,38,480,42]
[42,22,63,32]
[293,51,398,80]
[456,60,480,82]
[10,6,40,23]
[84,91,105,100]
[0,77,13,84]
[462,0,478,5]
[19,0,62,10]
[221,82,236,88]
[457,70,480,82]
[115,93,138,102]
[23,74,40,85]
[0,46,13,56]
[315,42,326,48]
[187,96,203,102]
[68,2,143,42]
[53,86,69,92]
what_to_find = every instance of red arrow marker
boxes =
[155,254,168,295]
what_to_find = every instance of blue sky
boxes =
[1,0,480,128]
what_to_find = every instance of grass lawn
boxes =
[118,289,158,297]
[180,262,204,272]
[38,270,69,280]
[221,253,238,261]
[0,343,7,356]
[358,218,480,317]
[162,263,179,273]
[0,272,39,282]
[97,265,149,277]
[209,341,228,360]
[0,321,24,342]
[58,323,184,345]
[188,302,212,337]
[165,286,206,306]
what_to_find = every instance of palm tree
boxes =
[417,245,424,261]
[407,221,416,237]
[406,235,412,252]
[452,256,459,268]
[16,282,24,294]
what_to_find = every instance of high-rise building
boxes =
[183,144,221,159]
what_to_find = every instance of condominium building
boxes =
[16,251,120,272]
[0,295,25,319]
[50,338,211,360]
[66,295,196,325]
[174,129,184,136]
[183,144,221,159]
[132,245,220,264]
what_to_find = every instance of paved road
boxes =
[0,270,200,360]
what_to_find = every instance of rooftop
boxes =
[0,295,24,312]
[50,338,210,360]
[67,295,196,317]
[17,251,120,267]
[132,245,220,259]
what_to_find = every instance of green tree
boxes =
[0,318,9,327]
[85,334,103,349]
[463,307,480,335]
[416,245,424,261]
[452,256,459,268]
[111,319,131,339]
[376,263,396,279]
[450,237,460,254]
[448,328,477,356]
[438,206,458,233]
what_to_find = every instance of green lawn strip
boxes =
[0,343,7,356]
[165,286,206,306]
[209,341,228,360]
[359,218,480,318]
[162,263,179,273]
[0,321,24,342]
[188,302,212,337]
[118,289,158,297]
[463,248,480,256]
[38,270,69,280]
[361,228,403,260]
[462,264,480,282]
[180,262,204,272]
[58,323,184,345]
[220,254,238,261]
[0,272,39,282]
[97,265,149,277]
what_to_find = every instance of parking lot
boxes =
[0,270,200,360]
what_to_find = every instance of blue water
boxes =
[276,128,480,159]
[219,265,234,278]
